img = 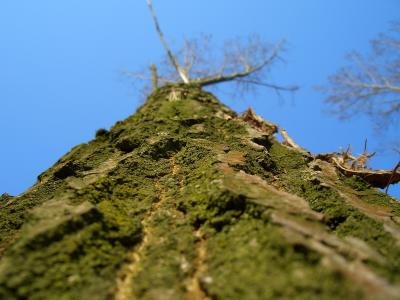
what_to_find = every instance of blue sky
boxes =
[1,0,399,198]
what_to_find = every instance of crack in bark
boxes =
[114,198,157,300]
[114,231,147,300]
[114,156,191,300]
[170,157,211,299]
[114,168,172,300]
[185,229,212,300]
[171,157,185,191]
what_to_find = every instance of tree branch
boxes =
[137,4,295,97]
[235,79,298,92]
[146,0,189,83]
[343,81,400,93]
[150,64,159,91]
[192,41,285,87]
[322,22,400,130]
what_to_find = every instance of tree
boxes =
[128,0,298,96]
[1,84,400,299]
[1,3,400,300]
[322,22,400,129]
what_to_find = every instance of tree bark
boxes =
[0,84,400,300]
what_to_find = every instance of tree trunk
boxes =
[1,84,400,300]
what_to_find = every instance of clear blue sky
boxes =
[1,0,399,198]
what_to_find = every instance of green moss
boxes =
[343,175,371,191]
[234,150,277,181]
[95,128,109,139]
[269,142,310,171]
[0,202,142,300]
[343,175,400,216]
[130,211,197,300]
[97,200,143,247]
[206,217,362,300]
[235,139,400,285]
[1,84,399,299]
[0,179,70,259]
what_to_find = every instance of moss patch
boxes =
[1,84,399,299]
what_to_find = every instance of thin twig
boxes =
[150,64,159,91]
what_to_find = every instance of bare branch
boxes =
[321,21,400,130]
[192,40,283,86]
[137,1,296,99]
[234,79,298,92]
[150,64,159,91]
[146,0,189,83]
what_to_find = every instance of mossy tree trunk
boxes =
[1,85,400,300]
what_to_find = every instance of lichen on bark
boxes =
[0,84,399,300]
